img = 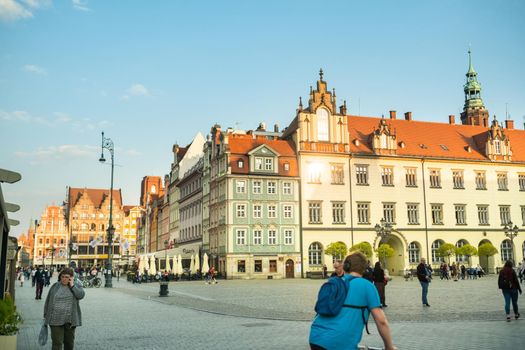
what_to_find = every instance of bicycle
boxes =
[81,276,102,288]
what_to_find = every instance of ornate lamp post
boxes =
[46,245,55,271]
[374,218,393,268]
[164,239,169,272]
[99,131,115,288]
[503,221,519,262]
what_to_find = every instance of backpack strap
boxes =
[342,276,371,335]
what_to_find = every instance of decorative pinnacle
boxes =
[299,96,303,108]
[319,68,324,81]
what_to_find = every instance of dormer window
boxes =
[317,108,329,141]
[238,160,244,168]
[494,140,501,154]
[284,162,290,171]
[255,157,273,171]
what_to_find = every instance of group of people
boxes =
[438,262,485,280]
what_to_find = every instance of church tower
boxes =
[460,50,489,126]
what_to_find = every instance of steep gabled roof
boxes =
[68,188,123,209]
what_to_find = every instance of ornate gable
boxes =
[371,118,397,155]
[486,117,512,161]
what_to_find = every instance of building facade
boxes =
[33,205,68,269]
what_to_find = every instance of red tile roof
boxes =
[68,187,123,209]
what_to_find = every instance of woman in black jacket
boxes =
[498,260,522,322]
[373,261,387,307]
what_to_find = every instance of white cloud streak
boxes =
[72,0,90,12]
[121,83,149,100]
[1,109,112,131]
[0,0,50,23]
[15,144,99,164]
[22,64,47,75]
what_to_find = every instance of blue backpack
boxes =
[314,276,371,334]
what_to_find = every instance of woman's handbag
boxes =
[38,320,48,346]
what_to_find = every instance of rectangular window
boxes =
[268,229,277,245]
[265,158,273,171]
[236,230,246,245]
[269,260,277,273]
[309,202,322,224]
[381,166,394,186]
[357,203,370,224]
[383,203,396,224]
[237,260,246,273]
[332,202,345,224]
[330,163,344,185]
[429,169,441,188]
[253,204,262,218]
[283,182,292,195]
[405,168,417,187]
[455,204,467,225]
[475,171,486,190]
[500,206,511,225]
[236,204,246,218]
[521,206,525,226]
[497,172,508,190]
[254,260,262,273]
[253,180,262,194]
[355,164,369,185]
[519,174,525,191]
[268,205,277,218]
[283,205,293,219]
[255,158,263,170]
[236,180,246,193]
[284,229,293,245]
[452,170,464,189]
[407,203,419,225]
[431,204,443,225]
[307,163,322,183]
[267,181,276,194]
[478,205,489,225]
[253,230,262,245]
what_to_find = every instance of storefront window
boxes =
[254,260,262,273]
[269,260,277,273]
[237,260,245,273]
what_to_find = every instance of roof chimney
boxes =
[449,115,455,125]
[339,100,347,115]
[404,112,412,121]
[389,110,397,120]
[505,119,514,129]
[274,124,279,132]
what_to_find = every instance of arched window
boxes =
[151,185,157,194]
[317,108,329,141]
[431,240,444,263]
[380,134,388,149]
[308,242,323,265]
[455,239,468,262]
[501,240,513,262]
[90,223,96,231]
[408,242,420,263]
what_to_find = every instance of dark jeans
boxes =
[375,281,386,305]
[420,281,429,304]
[502,289,519,315]
[50,323,76,350]
[36,281,44,299]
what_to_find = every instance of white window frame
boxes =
[478,205,489,225]
[267,181,276,194]
[431,204,443,225]
[283,205,293,219]
[355,164,369,185]
[357,202,369,224]
[236,204,246,218]
[253,180,262,194]
[407,203,419,225]
[455,204,467,225]
[332,202,345,224]
[236,180,246,193]
[308,202,322,224]
[475,171,487,190]
[236,229,246,245]
[268,229,277,245]
[381,166,394,186]
[268,205,277,218]
[283,182,292,195]
[284,229,293,245]
[408,242,420,263]
[405,168,417,187]
[499,206,511,225]
[253,204,262,218]
[452,170,464,189]
[253,230,262,245]
[383,202,395,224]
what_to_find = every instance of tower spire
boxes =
[460,48,488,126]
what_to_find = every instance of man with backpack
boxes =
[309,251,396,350]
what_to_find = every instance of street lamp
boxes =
[374,218,393,268]
[164,239,169,272]
[99,131,115,288]
[46,245,55,272]
[503,221,519,262]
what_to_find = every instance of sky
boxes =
[1,0,524,238]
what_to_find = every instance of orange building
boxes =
[33,205,68,269]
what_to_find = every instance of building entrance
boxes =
[285,259,294,278]
[383,235,405,276]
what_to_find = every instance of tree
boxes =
[437,243,456,264]
[349,242,373,259]
[456,244,478,266]
[325,242,348,261]
[375,243,394,268]
[478,242,498,259]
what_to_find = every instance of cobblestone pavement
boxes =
[15,275,524,349]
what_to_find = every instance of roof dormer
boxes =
[486,116,512,161]
[371,118,397,155]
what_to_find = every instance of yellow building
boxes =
[122,205,143,266]
[33,205,68,269]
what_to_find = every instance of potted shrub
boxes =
[0,295,23,350]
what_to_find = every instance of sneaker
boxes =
[424,303,431,307]
[515,313,520,320]
[506,316,511,322]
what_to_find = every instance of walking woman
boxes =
[498,260,522,322]
[43,267,85,350]
[373,261,387,307]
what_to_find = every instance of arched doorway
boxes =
[381,235,405,276]
[285,259,294,278]
[478,239,495,273]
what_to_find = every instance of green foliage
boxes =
[325,242,348,260]
[478,242,498,257]
[375,244,395,260]
[0,295,23,336]
[456,244,478,257]
[349,242,373,259]
[436,243,456,260]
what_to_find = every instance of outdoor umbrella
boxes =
[177,254,183,275]
[194,252,200,273]
[202,253,210,274]
[149,255,157,275]
[166,255,172,272]
[172,255,178,275]
[143,255,150,273]
[189,254,195,274]
[138,255,144,273]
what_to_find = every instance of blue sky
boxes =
[1,0,524,237]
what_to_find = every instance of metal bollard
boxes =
[159,281,169,297]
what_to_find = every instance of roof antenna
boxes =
[505,102,508,120]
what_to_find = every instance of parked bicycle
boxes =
[81,275,102,288]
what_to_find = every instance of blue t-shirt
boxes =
[309,275,381,350]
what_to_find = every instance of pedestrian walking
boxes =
[32,267,37,287]
[35,266,46,300]
[43,267,85,350]
[373,261,387,307]
[309,251,397,350]
[498,260,522,322]
[18,270,25,287]
[330,260,344,278]
[322,264,328,279]
[417,258,432,307]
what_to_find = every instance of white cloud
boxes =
[22,64,47,75]
[15,144,99,163]
[0,109,52,125]
[0,0,50,23]
[127,83,149,96]
[1,109,112,130]
[72,0,89,11]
